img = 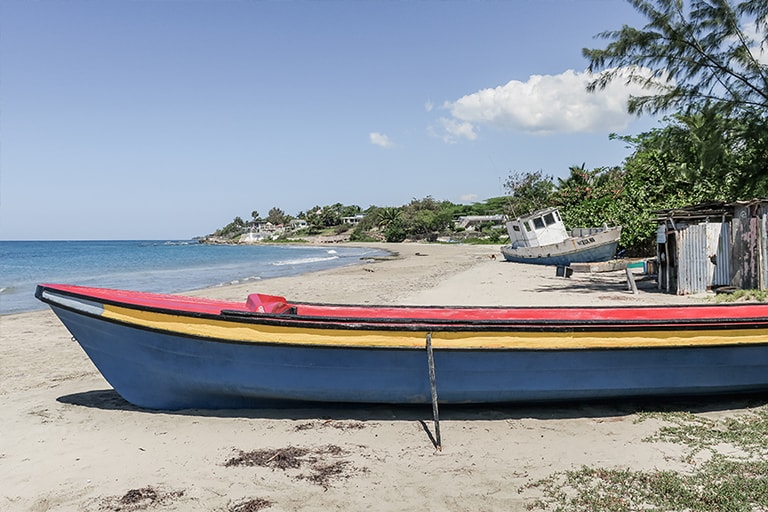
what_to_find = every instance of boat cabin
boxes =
[506,207,569,248]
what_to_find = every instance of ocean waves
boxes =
[0,241,388,315]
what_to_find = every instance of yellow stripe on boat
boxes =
[101,304,768,350]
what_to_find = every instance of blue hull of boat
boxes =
[51,305,768,410]
[500,241,619,266]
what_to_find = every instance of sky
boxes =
[0,0,660,240]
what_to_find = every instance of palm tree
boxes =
[376,207,402,228]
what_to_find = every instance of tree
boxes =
[321,204,343,227]
[340,204,362,218]
[383,219,407,242]
[304,206,325,234]
[219,216,247,239]
[266,207,288,226]
[399,197,454,241]
[585,0,768,207]
[613,106,768,203]
[608,122,715,255]
[250,210,260,224]
[502,170,555,218]
[583,0,768,117]
[554,164,624,229]
[376,207,402,228]
[730,114,768,197]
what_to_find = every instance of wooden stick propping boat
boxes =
[36,283,768,410]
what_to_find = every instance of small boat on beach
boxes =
[500,207,621,266]
[35,283,768,410]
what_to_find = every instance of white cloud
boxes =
[369,132,394,148]
[459,193,479,202]
[436,68,657,140]
[435,117,477,144]
[424,100,434,112]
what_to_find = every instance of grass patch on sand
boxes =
[713,289,768,303]
[521,406,768,512]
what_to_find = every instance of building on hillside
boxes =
[341,214,365,225]
[454,215,506,231]
[240,231,273,243]
[240,222,284,243]
[289,219,308,231]
[655,200,768,294]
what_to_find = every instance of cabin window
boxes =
[533,217,545,229]
[554,210,560,221]
[524,222,531,232]
[543,213,555,225]
[512,224,521,231]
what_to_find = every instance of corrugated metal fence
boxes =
[657,200,768,295]
[673,222,731,295]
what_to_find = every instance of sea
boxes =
[0,240,389,315]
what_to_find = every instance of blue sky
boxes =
[1,0,658,240]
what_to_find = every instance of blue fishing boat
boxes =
[36,283,768,410]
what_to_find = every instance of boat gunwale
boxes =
[36,284,768,336]
[43,298,768,353]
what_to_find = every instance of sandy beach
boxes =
[1,243,764,511]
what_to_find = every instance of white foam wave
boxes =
[272,255,338,266]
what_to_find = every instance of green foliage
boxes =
[526,459,768,512]
[340,204,362,218]
[583,0,768,117]
[578,0,768,253]
[348,224,378,242]
[218,216,247,239]
[713,289,768,303]
[375,207,402,229]
[622,107,768,203]
[604,106,768,253]
[535,105,768,255]
[725,114,768,199]
[266,207,288,226]
[383,219,407,242]
[399,196,455,241]
[553,164,623,228]
[452,196,509,217]
[502,170,555,218]
[639,408,768,458]
[333,224,350,235]
[304,204,344,234]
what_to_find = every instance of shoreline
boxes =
[190,241,703,307]
[0,241,390,317]
[1,241,700,319]
[1,242,736,512]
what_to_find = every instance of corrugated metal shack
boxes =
[655,200,768,294]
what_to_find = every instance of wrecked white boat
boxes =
[500,207,621,266]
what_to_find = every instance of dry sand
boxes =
[0,242,762,511]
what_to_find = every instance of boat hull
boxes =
[501,227,621,266]
[37,284,768,410]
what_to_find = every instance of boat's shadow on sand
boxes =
[57,389,768,422]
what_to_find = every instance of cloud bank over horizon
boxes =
[434,68,656,143]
